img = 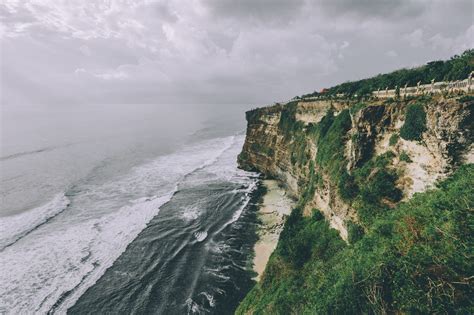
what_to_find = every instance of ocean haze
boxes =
[0,102,250,216]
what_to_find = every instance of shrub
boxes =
[347,222,365,244]
[389,133,399,146]
[361,169,402,205]
[350,102,366,114]
[400,104,427,141]
[278,207,308,267]
[278,207,345,268]
[400,151,412,163]
[312,209,324,221]
[338,171,359,201]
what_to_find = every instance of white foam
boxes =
[214,178,258,236]
[180,205,200,222]
[0,135,244,314]
[193,231,208,242]
[0,194,70,249]
[200,291,215,307]
[179,134,259,237]
[185,298,203,314]
[0,191,175,314]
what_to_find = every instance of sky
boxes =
[1,0,473,106]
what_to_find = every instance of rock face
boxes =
[239,97,473,240]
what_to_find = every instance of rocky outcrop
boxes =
[349,99,473,197]
[239,96,473,240]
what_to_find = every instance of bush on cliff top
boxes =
[301,49,474,98]
[237,164,474,314]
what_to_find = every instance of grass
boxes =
[237,164,474,314]
[313,109,355,200]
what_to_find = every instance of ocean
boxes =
[0,103,260,314]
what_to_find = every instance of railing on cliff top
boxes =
[274,72,474,105]
[372,71,474,99]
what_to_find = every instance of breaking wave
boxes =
[0,135,243,314]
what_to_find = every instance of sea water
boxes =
[0,103,259,314]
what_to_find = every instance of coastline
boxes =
[252,180,294,281]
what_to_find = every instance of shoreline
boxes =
[252,180,294,281]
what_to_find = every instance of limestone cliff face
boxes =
[349,98,473,196]
[239,97,473,240]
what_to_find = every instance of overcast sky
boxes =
[1,0,473,106]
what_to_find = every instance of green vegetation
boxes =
[237,164,474,314]
[279,106,357,204]
[278,101,303,135]
[349,102,367,114]
[311,109,359,202]
[275,101,314,170]
[347,221,364,244]
[338,170,358,201]
[277,207,345,268]
[300,49,474,99]
[352,151,402,226]
[290,133,310,166]
[400,103,427,141]
[400,151,412,163]
[238,50,474,315]
[278,101,312,167]
[315,109,352,179]
[289,108,401,223]
[389,133,399,146]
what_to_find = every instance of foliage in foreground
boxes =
[237,164,474,314]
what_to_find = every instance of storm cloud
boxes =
[1,0,473,106]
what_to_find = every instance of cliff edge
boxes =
[236,94,473,314]
[238,96,473,240]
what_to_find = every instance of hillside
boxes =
[236,58,474,313]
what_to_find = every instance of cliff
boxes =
[236,94,474,314]
[238,96,473,240]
